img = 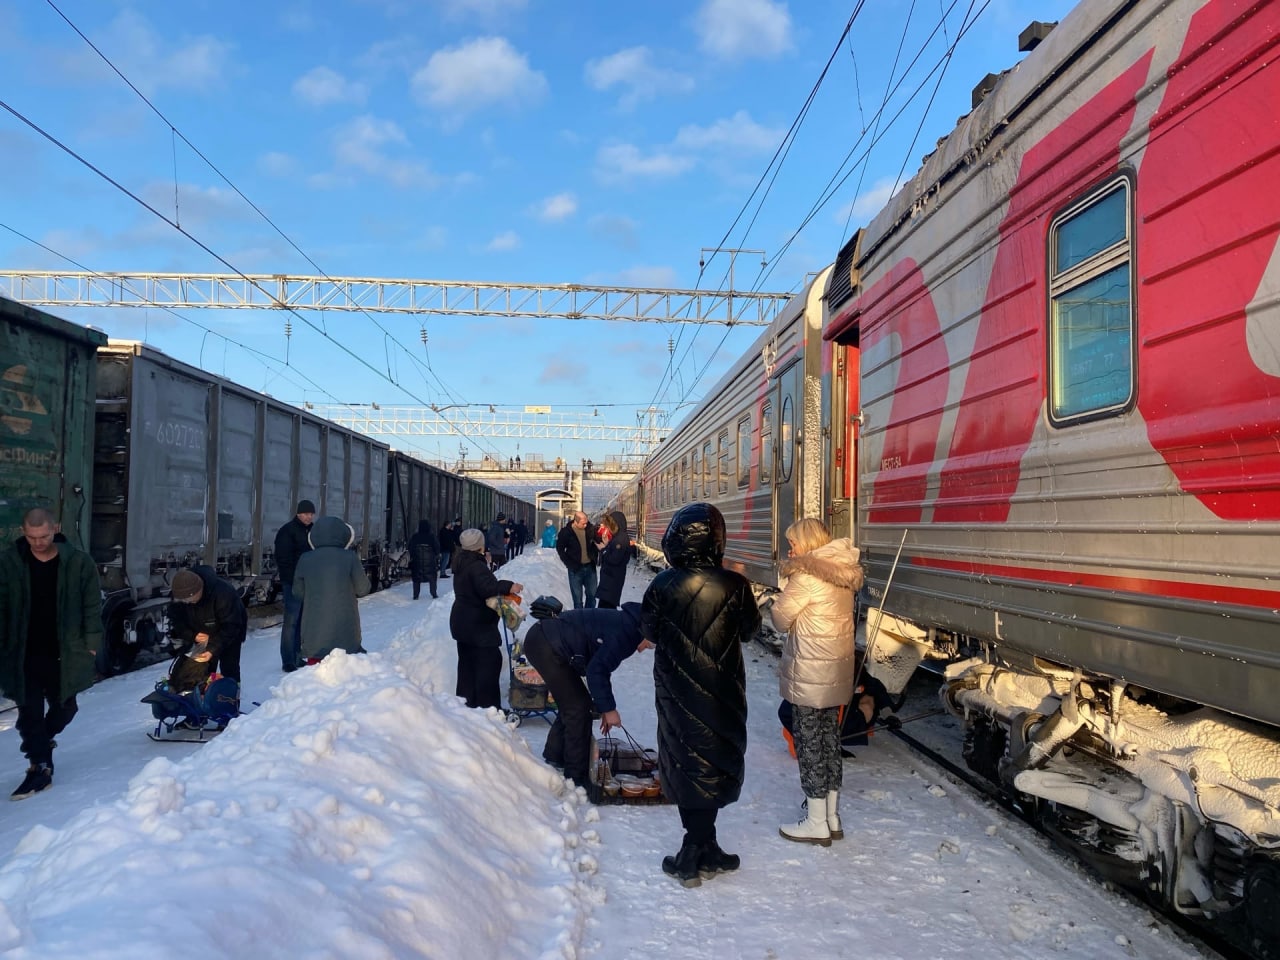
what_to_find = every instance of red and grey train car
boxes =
[830,0,1280,951]
[633,267,833,587]
[620,0,1279,951]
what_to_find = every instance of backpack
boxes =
[529,595,564,620]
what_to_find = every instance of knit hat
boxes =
[296,499,316,514]
[459,528,485,552]
[171,569,203,601]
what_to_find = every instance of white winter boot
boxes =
[779,794,831,846]
[827,789,843,840]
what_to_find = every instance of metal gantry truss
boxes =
[0,270,793,326]
[315,405,671,455]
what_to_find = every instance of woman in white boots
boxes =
[770,518,864,846]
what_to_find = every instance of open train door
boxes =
[822,232,863,543]
[771,359,803,561]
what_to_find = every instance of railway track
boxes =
[886,691,1250,960]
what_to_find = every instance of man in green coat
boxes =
[0,508,103,800]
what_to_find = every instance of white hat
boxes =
[459,528,485,552]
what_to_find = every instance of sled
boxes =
[142,671,241,742]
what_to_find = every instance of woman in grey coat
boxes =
[294,516,372,663]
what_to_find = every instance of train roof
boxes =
[855,0,1125,270]
[1,296,109,349]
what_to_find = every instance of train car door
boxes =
[772,360,802,561]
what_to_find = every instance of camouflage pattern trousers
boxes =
[792,703,843,798]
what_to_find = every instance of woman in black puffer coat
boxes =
[642,502,761,887]
[449,528,521,709]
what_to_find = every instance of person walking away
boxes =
[522,602,651,786]
[595,511,632,610]
[769,518,864,845]
[449,529,522,709]
[293,516,372,663]
[169,565,247,686]
[556,511,601,609]
[438,520,456,579]
[514,519,529,557]
[642,502,761,886]
[485,512,510,571]
[539,519,557,548]
[274,499,315,672]
[0,508,103,800]
[407,519,440,600]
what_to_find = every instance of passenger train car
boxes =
[1,297,533,675]
[616,0,1280,953]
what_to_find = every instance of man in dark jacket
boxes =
[555,511,601,609]
[294,516,371,662]
[449,528,521,709]
[437,520,456,579]
[522,602,651,786]
[168,565,248,685]
[0,508,103,800]
[595,510,632,609]
[642,502,761,887]
[274,499,315,672]
[485,512,510,571]
[407,519,439,600]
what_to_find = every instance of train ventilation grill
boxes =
[827,233,859,312]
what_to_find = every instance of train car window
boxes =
[702,439,713,494]
[691,447,701,499]
[759,401,773,485]
[736,415,751,487]
[1048,181,1133,424]
[717,430,730,495]
[779,394,795,482]
[681,455,689,502]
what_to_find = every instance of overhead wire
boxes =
[40,0,481,441]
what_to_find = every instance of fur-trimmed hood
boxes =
[779,538,863,591]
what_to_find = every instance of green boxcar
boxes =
[0,298,107,548]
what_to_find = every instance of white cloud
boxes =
[595,143,694,184]
[695,0,793,61]
[839,176,904,223]
[293,66,368,106]
[63,9,233,93]
[674,110,783,153]
[584,47,694,109]
[486,230,520,251]
[258,151,298,177]
[411,36,547,116]
[533,192,577,222]
[331,115,439,189]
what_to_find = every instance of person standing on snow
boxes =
[273,499,315,673]
[539,519,557,549]
[293,516,371,663]
[168,565,248,688]
[769,518,864,847]
[642,502,760,887]
[556,511,601,609]
[407,519,440,600]
[0,508,103,801]
[449,528,522,709]
[594,511,632,610]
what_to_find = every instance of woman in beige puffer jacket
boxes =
[769,518,863,846]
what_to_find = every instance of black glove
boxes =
[879,707,902,731]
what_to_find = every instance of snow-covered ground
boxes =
[0,548,1214,959]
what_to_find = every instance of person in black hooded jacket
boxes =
[642,502,761,887]
[407,519,440,600]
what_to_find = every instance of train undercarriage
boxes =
[938,655,1280,959]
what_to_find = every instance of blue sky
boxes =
[0,0,1074,466]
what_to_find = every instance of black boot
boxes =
[10,762,53,801]
[661,840,702,888]
[697,839,741,878]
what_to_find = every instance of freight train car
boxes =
[821,1,1280,954]
[0,297,106,548]
[92,340,391,673]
